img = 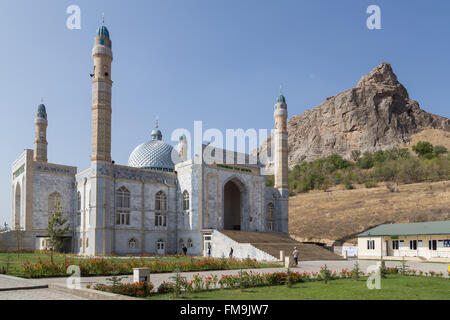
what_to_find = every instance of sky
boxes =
[0,0,449,225]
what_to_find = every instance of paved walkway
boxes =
[1,259,448,299]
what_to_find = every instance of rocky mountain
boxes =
[258,63,450,167]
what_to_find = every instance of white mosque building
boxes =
[8,23,289,258]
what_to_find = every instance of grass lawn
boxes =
[148,275,450,300]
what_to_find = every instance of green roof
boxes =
[357,220,450,237]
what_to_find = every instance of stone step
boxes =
[219,230,343,261]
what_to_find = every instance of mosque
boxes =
[8,23,289,258]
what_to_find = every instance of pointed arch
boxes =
[116,186,130,225]
[182,190,190,211]
[155,191,167,227]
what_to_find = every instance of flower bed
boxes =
[20,256,278,278]
[92,281,154,298]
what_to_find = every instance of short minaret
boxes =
[178,134,188,162]
[91,19,113,163]
[34,102,48,162]
[273,90,288,196]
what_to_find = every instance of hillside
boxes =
[256,62,449,167]
[289,180,450,246]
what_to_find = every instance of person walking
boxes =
[207,244,211,258]
[182,245,188,255]
[293,247,299,266]
[229,247,234,258]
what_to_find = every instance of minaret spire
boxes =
[91,19,113,163]
[273,88,288,194]
[34,101,48,162]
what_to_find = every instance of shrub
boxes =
[94,281,153,298]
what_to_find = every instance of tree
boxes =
[357,152,374,169]
[47,203,69,261]
[351,150,361,162]
[412,141,434,158]
[433,145,448,156]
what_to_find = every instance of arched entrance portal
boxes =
[223,179,243,230]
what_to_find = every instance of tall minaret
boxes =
[34,101,48,162]
[91,18,113,163]
[89,19,114,255]
[178,134,188,162]
[273,89,288,197]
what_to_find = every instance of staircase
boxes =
[219,230,343,261]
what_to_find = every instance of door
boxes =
[157,240,165,255]
[203,234,212,257]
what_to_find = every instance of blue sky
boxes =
[0,0,449,225]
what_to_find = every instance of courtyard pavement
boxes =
[0,259,448,300]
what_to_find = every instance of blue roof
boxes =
[97,25,110,38]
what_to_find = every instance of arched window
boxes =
[182,190,190,211]
[266,203,274,232]
[48,192,62,215]
[14,183,21,227]
[187,238,193,248]
[116,186,130,225]
[155,191,167,227]
[128,238,138,249]
[76,192,81,227]
[179,238,184,249]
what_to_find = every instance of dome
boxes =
[128,140,176,172]
[276,94,286,104]
[37,104,46,113]
[97,25,110,38]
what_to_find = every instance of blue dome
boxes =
[97,25,110,38]
[276,94,286,104]
[128,140,178,172]
[37,104,46,113]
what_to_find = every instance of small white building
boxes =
[357,221,450,263]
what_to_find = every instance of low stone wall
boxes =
[211,230,279,262]
[0,231,35,251]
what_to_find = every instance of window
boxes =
[79,238,82,248]
[428,240,437,251]
[76,192,81,227]
[367,240,375,250]
[155,191,167,227]
[187,238,193,248]
[266,203,274,231]
[128,238,138,249]
[179,238,184,249]
[409,240,417,250]
[116,187,130,225]
[86,238,89,248]
[392,240,399,250]
[183,190,190,211]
